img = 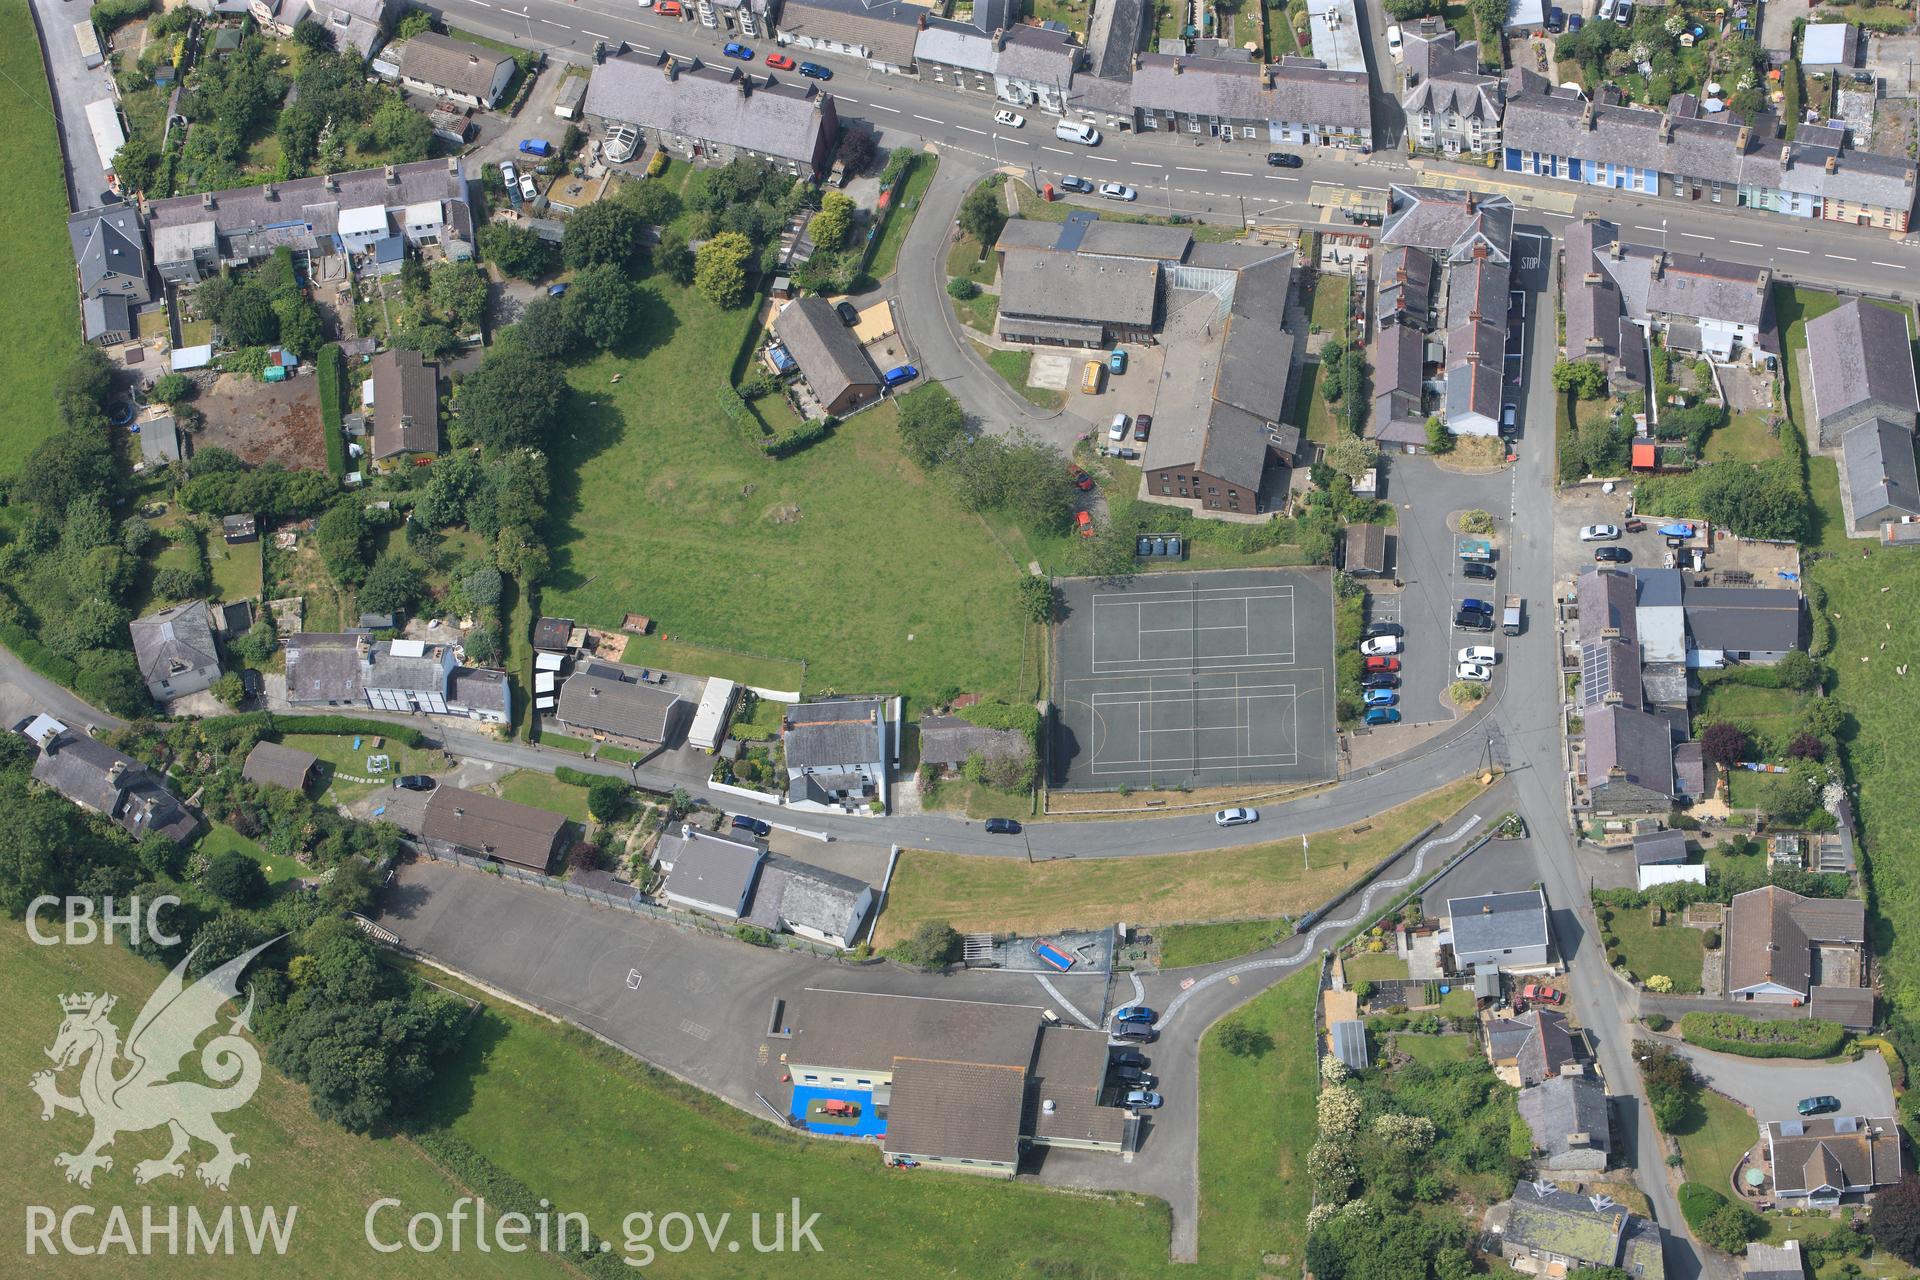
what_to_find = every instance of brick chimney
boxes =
[1825,154,1839,174]
[262,181,276,200]
[1659,113,1673,143]
[1736,125,1751,152]
[1583,100,1597,130]
[1781,145,1793,170]
[384,164,398,183]
[1653,251,1665,280]
[992,25,1006,51]
[323,172,339,192]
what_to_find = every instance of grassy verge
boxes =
[950,290,999,334]
[1344,952,1411,982]
[1197,967,1319,1271]
[0,1,84,473]
[1157,918,1291,968]
[872,776,1485,947]
[860,152,938,288]
[408,967,1174,1277]
[1672,1086,1757,1188]
[0,927,560,1280]
[969,339,1066,411]
[945,233,997,287]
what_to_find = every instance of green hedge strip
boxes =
[1680,1011,1847,1059]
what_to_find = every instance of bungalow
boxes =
[746,854,876,948]
[656,823,765,919]
[775,295,881,416]
[552,666,685,748]
[129,600,223,704]
[19,714,200,844]
[1842,419,1920,532]
[784,698,889,812]
[1683,586,1801,667]
[1765,1116,1901,1206]
[1516,1074,1612,1172]
[1129,53,1372,151]
[391,32,518,109]
[414,784,567,873]
[583,50,840,178]
[1447,888,1551,970]
[1486,1009,1579,1087]
[365,348,439,460]
[1486,1180,1666,1278]
[1805,300,1919,447]
[1724,885,1869,1019]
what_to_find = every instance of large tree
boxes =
[958,181,1007,247]
[477,221,556,280]
[508,296,580,361]
[896,383,967,468]
[429,261,491,333]
[314,501,373,587]
[562,199,645,271]
[1870,1179,1920,1264]
[694,232,755,308]
[220,282,279,346]
[357,554,424,616]
[1700,721,1748,771]
[455,347,569,450]
[566,263,639,352]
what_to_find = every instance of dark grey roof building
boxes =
[82,295,135,346]
[773,0,928,72]
[367,348,439,458]
[995,247,1160,346]
[745,853,876,947]
[1129,54,1372,150]
[1447,888,1551,969]
[68,206,151,306]
[1489,1179,1665,1277]
[584,50,839,176]
[553,668,684,745]
[20,715,199,843]
[775,295,881,417]
[1683,586,1802,664]
[1086,0,1149,80]
[657,823,766,919]
[1517,1074,1611,1171]
[1485,1010,1579,1087]
[1633,829,1689,867]
[130,599,223,703]
[418,784,568,872]
[241,740,320,793]
[1806,299,1919,447]
[393,31,517,107]
[1585,704,1676,815]
[784,698,889,811]
[1842,418,1920,532]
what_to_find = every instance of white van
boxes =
[1055,119,1100,146]
[1595,0,1615,19]
[1386,24,1403,60]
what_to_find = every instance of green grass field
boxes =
[536,278,1028,707]
[1673,1086,1757,1188]
[0,927,564,1279]
[1702,411,1781,464]
[0,0,86,473]
[408,968,1174,1278]
[861,153,938,287]
[1696,679,1811,756]
[1727,768,1795,814]
[200,820,305,884]
[1605,906,1705,993]
[277,733,442,801]
[494,770,590,824]
[610,633,804,694]
[1308,276,1351,337]
[944,232,997,287]
[210,536,265,602]
[1343,952,1411,982]
[949,290,999,334]
[1196,967,1318,1271]
[1156,918,1292,968]
[1396,1033,1477,1065]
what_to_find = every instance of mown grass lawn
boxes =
[209,535,265,602]
[0,1,85,473]
[1727,767,1796,814]
[860,152,939,287]
[277,732,443,801]
[950,289,999,334]
[970,339,1066,410]
[409,968,1175,1279]
[1696,679,1811,755]
[0,927,562,1280]
[536,279,1028,707]
[495,769,590,824]
[611,633,804,694]
[944,232,997,287]
[198,820,307,884]
[1396,1033,1478,1065]
[1309,275,1351,337]
[1344,952,1411,982]
[1197,967,1319,1272]
[1702,411,1781,464]
[1604,904,1705,993]
[1672,1085,1757,1189]
[873,776,1485,947]
[1156,917,1292,968]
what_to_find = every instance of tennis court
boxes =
[1050,568,1337,790]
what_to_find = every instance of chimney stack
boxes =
[201,191,215,210]
[1583,100,1597,130]
[262,181,276,200]
[1173,58,1183,74]
[1736,124,1752,152]
[1781,145,1793,170]
[108,760,126,785]
[1825,154,1839,174]
[1659,113,1673,143]
[324,172,338,192]
[384,164,398,183]
[992,25,1006,51]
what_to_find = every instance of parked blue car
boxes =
[1365,707,1402,726]
[798,61,833,79]
[518,138,553,157]
[1460,597,1495,615]
[883,364,919,388]
[1363,688,1399,708]
[1113,1006,1156,1024]
[1109,348,1127,373]
[723,41,754,59]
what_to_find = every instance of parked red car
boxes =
[765,52,796,69]
[1068,464,1094,492]
[656,0,684,14]
[1520,983,1564,1006]
[1363,655,1401,673]
[1076,510,1094,538]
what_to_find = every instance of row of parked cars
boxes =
[1108,1007,1162,1107]
[1357,626,1406,725]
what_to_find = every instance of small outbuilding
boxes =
[241,740,320,794]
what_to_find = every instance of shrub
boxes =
[1702,929,1722,950]
[892,920,961,970]
[946,277,979,300]
[586,776,627,822]
[1680,1012,1846,1058]
[1643,1013,1670,1032]
[1678,1182,1762,1254]
[646,150,669,178]
[1459,509,1494,534]
[1215,1018,1269,1056]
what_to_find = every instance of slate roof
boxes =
[915,19,1075,83]
[397,31,515,101]
[556,669,681,742]
[83,295,133,342]
[785,698,887,770]
[1578,569,1638,642]
[68,206,148,296]
[1377,245,1434,327]
[1086,0,1149,79]
[140,416,183,465]
[1382,184,1514,262]
[584,51,834,167]
[1498,1180,1660,1275]
[1807,300,1919,426]
[1517,1074,1612,1162]
[1586,704,1676,798]
[776,295,878,407]
[1766,1116,1902,1194]
[284,632,365,703]
[421,784,567,872]
[1487,1009,1577,1085]
[1025,1024,1129,1147]
[241,740,318,792]
[789,989,1041,1072]
[1502,84,1918,212]
[884,1058,1027,1164]
[1344,523,1387,573]
[1129,54,1370,126]
[448,666,510,718]
[775,0,929,67]
[1633,829,1689,867]
[1076,221,1193,261]
[1674,741,1706,800]
[147,159,472,256]
[129,600,220,693]
[367,348,438,458]
[1371,320,1426,431]
[1684,586,1801,653]
[1843,419,1920,524]
[747,853,872,942]
[997,247,1159,326]
[659,824,765,913]
[1579,637,1642,710]
[1742,1241,1806,1280]
[919,714,1029,768]
[25,725,199,843]
[1449,888,1549,958]
[1725,885,1866,997]
[364,642,449,693]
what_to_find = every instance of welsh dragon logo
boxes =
[30,938,280,1191]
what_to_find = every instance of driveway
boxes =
[1671,1042,1895,1127]
[28,0,118,211]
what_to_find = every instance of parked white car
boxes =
[500,160,519,185]
[1457,645,1498,665]
[1109,413,1130,441]
[1579,524,1621,541]
[1098,182,1137,202]
[1455,661,1494,683]
[1360,635,1401,657]
[1386,23,1404,59]
[519,174,539,202]
[994,110,1026,128]
[1214,807,1259,827]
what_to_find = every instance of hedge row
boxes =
[408,1129,627,1278]
[763,417,834,459]
[316,344,347,479]
[199,711,428,749]
[1680,1011,1847,1059]
[0,622,79,688]
[553,765,599,789]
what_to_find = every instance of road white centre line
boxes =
[1827,254,1858,262]
[1779,246,1811,254]
[955,124,988,135]
[1269,174,1300,182]
[913,114,942,125]
[1729,239,1763,247]
[1222,170,1252,177]
[1175,165,1207,173]
[1130,161,1159,168]
[583,29,609,38]
[1041,145,1072,155]
[1089,155,1117,163]
[1679,232,1712,240]
[1872,261,1908,270]
[1357,184,1387,192]
[540,17,568,27]
[868,102,900,113]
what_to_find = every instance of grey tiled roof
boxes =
[397,31,515,100]
[997,247,1158,326]
[130,600,220,691]
[785,698,886,769]
[1683,586,1801,653]
[448,666,510,717]
[1075,221,1193,261]
[776,295,879,407]
[584,51,833,167]
[1086,0,1148,79]
[790,989,1040,1072]
[1448,888,1549,957]
[1599,243,1771,332]
[1517,1074,1611,1163]
[749,852,871,941]
[1806,299,1919,426]
[914,17,995,71]
[555,669,681,742]
[1843,418,1920,522]
[26,727,198,843]
[83,296,132,342]
[1585,704,1675,797]
[368,348,438,458]
[996,23,1077,83]
[1633,829,1689,867]
[148,158,472,251]
[1371,321,1425,432]
[884,1058,1026,1164]
[1382,184,1514,263]
[284,632,365,703]
[659,825,765,913]
[1577,567,1638,646]
[1130,54,1369,126]
[242,740,318,791]
[422,785,567,872]
[68,206,148,296]
[1376,245,1434,327]
[776,0,929,67]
